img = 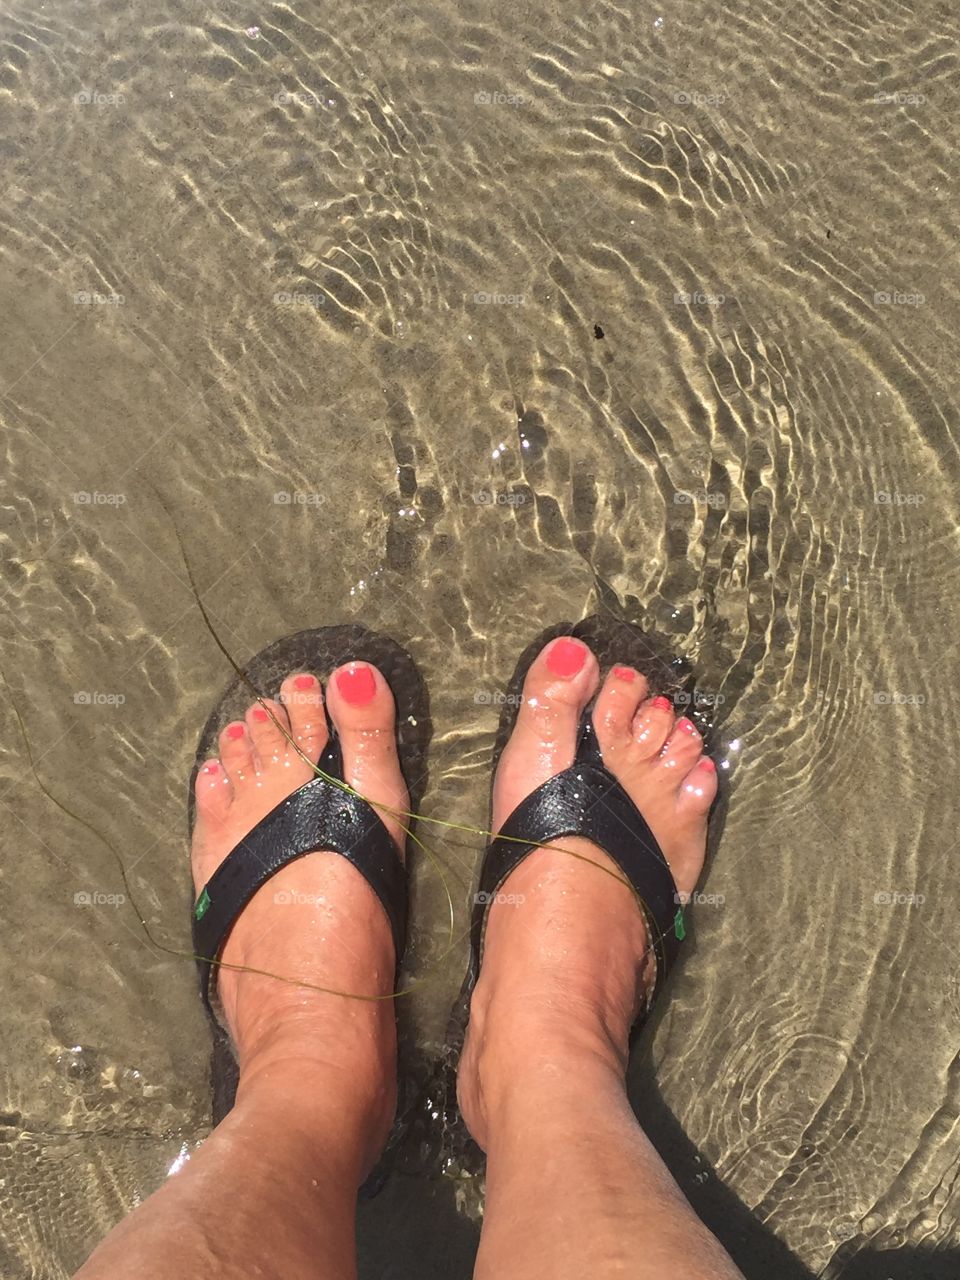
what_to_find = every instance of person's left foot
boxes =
[190,662,408,1162]
[457,638,717,1150]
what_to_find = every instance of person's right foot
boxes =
[191,660,408,1171]
[458,636,717,1149]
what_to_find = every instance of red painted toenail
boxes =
[613,666,635,682]
[252,707,270,722]
[336,664,377,705]
[701,756,716,772]
[678,717,699,734]
[546,638,587,678]
[226,723,245,740]
[202,761,219,773]
[652,696,673,711]
[294,674,316,690]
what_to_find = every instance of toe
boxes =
[246,697,291,765]
[219,720,255,778]
[678,755,718,815]
[658,715,704,776]
[325,662,407,852]
[280,672,328,764]
[593,665,649,752]
[631,694,676,758]
[493,636,600,826]
[513,636,599,740]
[194,757,232,822]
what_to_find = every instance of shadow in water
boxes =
[629,1043,816,1279]
[355,1025,956,1280]
[357,1174,480,1279]
[632,1050,959,1280]
[835,1248,960,1278]
[358,1124,957,1280]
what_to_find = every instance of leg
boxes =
[77,664,408,1280]
[459,640,744,1280]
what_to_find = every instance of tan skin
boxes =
[76,639,743,1280]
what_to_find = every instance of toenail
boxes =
[613,666,635,682]
[252,707,270,722]
[678,717,699,734]
[336,663,377,705]
[201,761,219,774]
[294,674,316,690]
[546,637,587,678]
[701,756,716,772]
[226,723,245,740]
[652,696,673,711]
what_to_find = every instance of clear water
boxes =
[1,1,958,1276]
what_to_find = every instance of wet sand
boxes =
[0,0,958,1275]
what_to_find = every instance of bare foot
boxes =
[191,662,407,1168]
[458,636,717,1150]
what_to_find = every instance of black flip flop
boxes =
[187,624,429,1147]
[465,615,692,1020]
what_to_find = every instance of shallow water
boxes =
[1,0,959,1275]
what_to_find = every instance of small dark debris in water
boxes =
[517,408,548,462]
[593,323,605,339]
[826,228,832,238]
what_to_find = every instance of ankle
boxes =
[457,840,656,1148]
[459,983,631,1149]
[234,1036,397,1175]
[228,989,398,1157]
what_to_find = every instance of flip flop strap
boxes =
[467,712,683,1002]
[192,734,406,1015]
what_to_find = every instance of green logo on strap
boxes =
[674,907,686,941]
[194,888,211,921]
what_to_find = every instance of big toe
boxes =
[493,635,599,826]
[325,662,408,854]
